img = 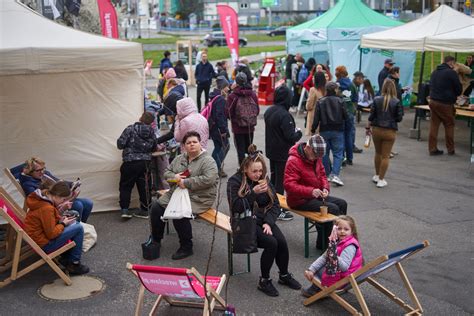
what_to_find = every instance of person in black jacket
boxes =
[428,56,463,156]
[195,52,216,111]
[377,58,395,94]
[209,76,231,178]
[311,82,347,187]
[264,85,302,221]
[367,79,404,188]
[173,60,188,81]
[117,112,158,219]
[227,145,301,297]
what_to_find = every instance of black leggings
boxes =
[150,202,193,250]
[296,196,347,248]
[233,133,254,166]
[257,224,289,279]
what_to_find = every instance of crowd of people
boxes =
[15,50,469,298]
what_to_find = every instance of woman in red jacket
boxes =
[283,135,347,249]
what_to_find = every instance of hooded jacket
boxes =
[158,151,218,213]
[312,95,348,133]
[24,190,64,247]
[117,122,157,162]
[161,84,185,117]
[283,143,329,208]
[208,88,229,140]
[225,86,259,134]
[369,96,404,130]
[227,173,279,227]
[264,86,302,161]
[430,63,462,104]
[174,99,209,150]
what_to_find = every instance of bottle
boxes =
[364,135,371,148]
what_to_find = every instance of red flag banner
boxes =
[217,4,239,65]
[97,0,119,38]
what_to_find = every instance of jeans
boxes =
[233,133,254,166]
[320,131,344,176]
[296,196,347,248]
[196,84,211,112]
[344,112,356,161]
[256,224,289,279]
[72,198,93,223]
[42,222,84,263]
[150,202,193,250]
[119,160,151,211]
[212,136,230,171]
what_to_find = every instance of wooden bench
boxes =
[277,194,337,258]
[157,190,249,275]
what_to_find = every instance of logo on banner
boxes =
[341,30,358,37]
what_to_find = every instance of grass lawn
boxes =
[413,51,470,86]
[144,46,286,67]
[133,36,180,45]
[245,34,286,42]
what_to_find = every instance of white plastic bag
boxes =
[161,187,193,220]
[81,222,97,252]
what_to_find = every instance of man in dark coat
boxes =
[377,58,395,93]
[264,85,303,221]
[428,56,462,156]
[195,52,216,111]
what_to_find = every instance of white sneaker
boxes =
[376,179,387,188]
[327,174,334,182]
[372,175,379,183]
[289,107,297,113]
[331,175,344,186]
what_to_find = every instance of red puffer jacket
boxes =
[284,143,329,208]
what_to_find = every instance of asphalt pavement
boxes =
[1,85,473,315]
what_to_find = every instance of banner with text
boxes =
[97,0,119,38]
[217,4,239,65]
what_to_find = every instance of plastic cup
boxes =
[320,205,328,216]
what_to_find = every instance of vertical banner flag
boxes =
[97,0,119,38]
[217,5,239,65]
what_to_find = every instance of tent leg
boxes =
[358,47,362,72]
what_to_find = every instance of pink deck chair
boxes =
[127,263,227,316]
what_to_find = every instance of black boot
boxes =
[258,277,279,297]
[171,247,193,260]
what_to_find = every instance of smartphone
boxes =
[181,169,190,178]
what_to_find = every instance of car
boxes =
[203,32,248,47]
[267,26,288,37]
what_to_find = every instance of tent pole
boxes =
[358,47,362,71]
[413,51,427,129]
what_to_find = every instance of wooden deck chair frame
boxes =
[127,263,227,316]
[0,205,75,288]
[3,166,28,211]
[0,186,32,272]
[304,240,430,316]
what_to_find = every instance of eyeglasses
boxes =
[33,168,45,173]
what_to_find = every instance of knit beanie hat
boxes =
[216,76,229,90]
[165,68,176,80]
[308,134,326,158]
[140,112,154,125]
[235,72,248,86]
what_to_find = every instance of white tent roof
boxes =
[425,24,474,52]
[361,5,474,51]
[0,0,143,75]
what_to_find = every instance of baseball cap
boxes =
[384,58,395,65]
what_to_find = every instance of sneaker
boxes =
[278,273,302,290]
[171,247,193,260]
[121,209,132,219]
[289,107,297,113]
[133,209,149,219]
[258,278,279,297]
[331,175,344,186]
[341,159,347,167]
[66,262,90,275]
[301,284,320,298]
[277,210,294,221]
[353,146,363,153]
[376,179,388,188]
[429,149,444,156]
[327,174,334,182]
[219,170,228,178]
[346,159,353,166]
[372,175,380,183]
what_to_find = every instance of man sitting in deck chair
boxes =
[19,157,93,222]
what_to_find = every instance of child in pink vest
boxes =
[302,215,363,297]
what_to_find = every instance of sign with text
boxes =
[217,4,239,65]
[97,0,119,38]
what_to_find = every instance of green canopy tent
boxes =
[286,0,416,90]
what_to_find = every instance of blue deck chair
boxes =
[304,240,430,315]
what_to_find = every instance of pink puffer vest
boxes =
[321,235,363,287]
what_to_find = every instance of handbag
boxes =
[81,222,97,252]
[231,199,258,254]
[161,187,193,220]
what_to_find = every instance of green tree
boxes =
[175,0,204,20]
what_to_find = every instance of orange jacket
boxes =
[25,191,64,247]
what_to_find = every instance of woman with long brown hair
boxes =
[368,79,404,188]
[227,145,301,297]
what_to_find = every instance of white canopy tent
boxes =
[0,1,144,212]
[425,25,474,53]
[361,5,474,52]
